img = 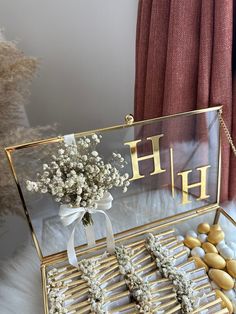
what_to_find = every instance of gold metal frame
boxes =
[5,106,222,151]
[5,105,223,261]
[5,105,236,314]
[40,206,236,314]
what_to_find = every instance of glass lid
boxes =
[5,107,221,259]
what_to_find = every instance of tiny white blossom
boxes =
[146,234,198,313]
[26,134,130,226]
[43,164,49,170]
[77,163,83,169]
[91,150,98,157]
[58,149,64,155]
[82,155,87,161]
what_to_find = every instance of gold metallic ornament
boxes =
[197,223,210,234]
[207,230,225,245]
[183,236,201,249]
[209,269,234,290]
[202,242,218,254]
[226,260,236,279]
[204,253,226,269]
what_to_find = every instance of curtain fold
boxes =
[134,0,235,201]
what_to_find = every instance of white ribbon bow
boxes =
[62,134,115,267]
[59,192,115,268]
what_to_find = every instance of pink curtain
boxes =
[134,0,236,201]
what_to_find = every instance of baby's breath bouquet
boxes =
[26,134,130,226]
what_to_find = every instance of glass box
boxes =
[5,106,236,314]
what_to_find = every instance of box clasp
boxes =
[125,114,134,125]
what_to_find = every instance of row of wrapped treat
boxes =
[47,225,234,313]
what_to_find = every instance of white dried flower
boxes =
[91,150,98,157]
[26,134,129,226]
[47,269,69,314]
[115,246,153,313]
[146,234,200,313]
[78,258,107,313]
[92,134,98,139]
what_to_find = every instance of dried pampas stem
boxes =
[0,32,58,216]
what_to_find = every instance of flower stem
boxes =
[82,212,93,226]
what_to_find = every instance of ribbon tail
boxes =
[97,210,115,254]
[63,209,85,268]
[105,215,115,253]
[85,224,96,247]
[67,226,79,268]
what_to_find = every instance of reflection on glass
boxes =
[10,109,220,257]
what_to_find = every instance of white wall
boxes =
[0,0,138,133]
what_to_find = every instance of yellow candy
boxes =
[203,253,226,269]
[183,236,201,249]
[197,223,210,234]
[189,256,209,272]
[202,242,218,254]
[210,224,222,231]
[226,260,236,279]
[209,269,234,290]
[215,289,233,314]
[207,230,225,245]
